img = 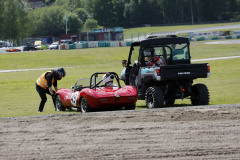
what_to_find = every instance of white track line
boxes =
[0,67,74,73]
[192,56,240,62]
[0,56,240,73]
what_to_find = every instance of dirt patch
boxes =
[0,104,240,159]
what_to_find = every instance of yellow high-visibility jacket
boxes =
[36,71,55,89]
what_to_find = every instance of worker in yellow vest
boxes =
[36,68,66,112]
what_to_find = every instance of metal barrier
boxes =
[59,41,132,50]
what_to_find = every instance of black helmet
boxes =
[56,68,66,77]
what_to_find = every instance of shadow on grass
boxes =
[59,103,194,114]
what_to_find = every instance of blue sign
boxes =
[93,29,103,33]
[114,27,123,32]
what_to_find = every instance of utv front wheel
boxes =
[145,86,164,109]
[191,84,209,105]
[80,97,91,113]
[55,95,66,111]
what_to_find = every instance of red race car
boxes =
[6,47,21,52]
[55,72,138,113]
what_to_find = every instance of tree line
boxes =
[0,0,240,44]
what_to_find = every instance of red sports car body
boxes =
[55,72,138,112]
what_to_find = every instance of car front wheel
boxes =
[80,97,91,113]
[55,95,66,111]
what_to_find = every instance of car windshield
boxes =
[73,73,120,91]
[73,78,93,90]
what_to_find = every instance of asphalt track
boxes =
[1,104,240,159]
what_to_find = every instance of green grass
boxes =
[0,48,130,70]
[124,22,240,39]
[0,41,240,118]
[190,41,240,59]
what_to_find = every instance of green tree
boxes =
[54,0,84,11]
[124,0,163,26]
[111,0,126,26]
[67,13,83,33]
[68,0,84,11]
[221,0,240,20]
[54,0,67,7]
[84,0,94,16]
[28,6,66,37]
[45,0,56,6]
[0,0,4,38]
[84,18,98,30]
[91,0,115,27]
[74,8,89,23]
[1,0,28,44]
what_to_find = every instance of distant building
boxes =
[0,40,13,47]
[60,27,124,42]
[28,0,45,9]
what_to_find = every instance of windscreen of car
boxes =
[95,77,118,87]
[73,78,92,89]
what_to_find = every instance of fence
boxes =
[58,34,240,50]
[190,35,240,41]
[59,41,132,50]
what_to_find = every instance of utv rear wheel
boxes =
[55,95,66,111]
[191,84,209,105]
[80,97,91,113]
[145,86,164,108]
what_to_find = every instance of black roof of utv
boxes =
[141,37,189,46]
[131,37,189,47]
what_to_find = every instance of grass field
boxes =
[0,42,240,117]
[1,40,240,117]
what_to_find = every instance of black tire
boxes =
[191,83,209,106]
[55,95,66,111]
[165,98,175,106]
[125,103,136,110]
[145,86,164,108]
[80,97,91,113]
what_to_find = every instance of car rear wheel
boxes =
[55,95,66,111]
[80,97,91,113]
[145,86,164,108]
[125,103,136,110]
[165,98,175,106]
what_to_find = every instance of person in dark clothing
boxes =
[35,68,66,112]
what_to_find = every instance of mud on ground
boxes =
[0,104,240,160]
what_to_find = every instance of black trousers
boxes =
[36,84,55,111]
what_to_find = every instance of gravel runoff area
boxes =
[0,104,240,160]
